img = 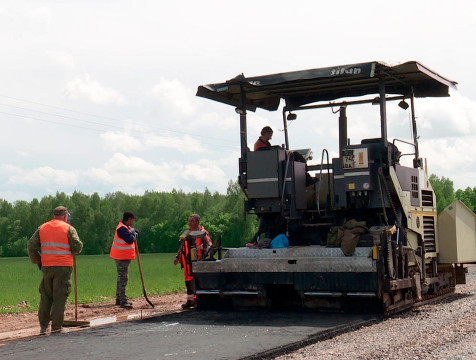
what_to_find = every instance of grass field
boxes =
[0,253,184,314]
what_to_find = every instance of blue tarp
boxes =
[271,234,289,248]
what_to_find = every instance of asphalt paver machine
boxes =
[194,61,476,314]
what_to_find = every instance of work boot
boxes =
[181,300,197,309]
[39,324,51,335]
[50,327,69,335]
[116,295,129,306]
[120,300,133,309]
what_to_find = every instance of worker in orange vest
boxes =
[254,126,273,151]
[174,214,212,309]
[27,206,83,335]
[110,211,139,309]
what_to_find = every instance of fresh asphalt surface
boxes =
[0,310,373,360]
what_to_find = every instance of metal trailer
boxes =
[194,61,476,314]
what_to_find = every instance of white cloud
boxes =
[87,153,230,194]
[420,136,476,190]
[149,78,196,117]
[0,4,51,26]
[27,6,52,25]
[0,190,32,203]
[16,150,29,157]
[416,92,476,138]
[66,73,126,105]
[101,131,206,154]
[182,159,228,189]
[101,131,146,152]
[87,153,183,190]
[144,134,206,153]
[420,137,474,171]
[198,112,236,131]
[2,165,78,187]
[47,50,75,69]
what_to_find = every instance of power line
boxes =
[0,95,232,144]
[0,110,238,152]
[0,93,123,122]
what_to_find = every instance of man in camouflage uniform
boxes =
[27,206,83,335]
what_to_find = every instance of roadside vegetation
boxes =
[0,180,257,257]
[0,253,182,314]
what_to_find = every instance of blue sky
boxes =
[1,1,475,202]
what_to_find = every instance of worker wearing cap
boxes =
[27,206,83,335]
[110,211,139,309]
[174,214,212,309]
[254,126,273,151]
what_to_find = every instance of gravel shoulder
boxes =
[277,264,476,360]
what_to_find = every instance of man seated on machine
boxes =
[254,126,273,151]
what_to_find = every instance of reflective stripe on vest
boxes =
[39,219,73,266]
[109,222,136,260]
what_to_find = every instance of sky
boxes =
[1,1,476,203]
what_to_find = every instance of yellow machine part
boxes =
[437,200,476,264]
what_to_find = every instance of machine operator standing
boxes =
[174,214,212,309]
[110,211,139,309]
[27,206,83,335]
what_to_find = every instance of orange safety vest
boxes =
[254,137,271,151]
[180,225,209,281]
[194,225,208,261]
[39,219,73,267]
[109,222,136,260]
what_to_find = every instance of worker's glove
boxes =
[37,262,42,270]
[130,228,140,239]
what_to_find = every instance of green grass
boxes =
[0,253,184,314]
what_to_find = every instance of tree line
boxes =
[429,174,476,214]
[0,175,474,257]
[0,181,257,257]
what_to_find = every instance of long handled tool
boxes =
[63,255,90,327]
[134,241,155,308]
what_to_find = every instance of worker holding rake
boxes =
[27,206,83,335]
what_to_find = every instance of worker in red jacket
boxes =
[110,211,139,309]
[174,214,212,309]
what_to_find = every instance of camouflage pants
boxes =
[115,260,131,302]
[38,266,72,331]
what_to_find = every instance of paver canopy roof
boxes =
[196,61,457,111]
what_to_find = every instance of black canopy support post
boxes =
[410,91,421,168]
[282,107,290,150]
[239,85,248,159]
[338,105,347,155]
[379,79,388,146]
[238,85,248,188]
[379,79,389,164]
